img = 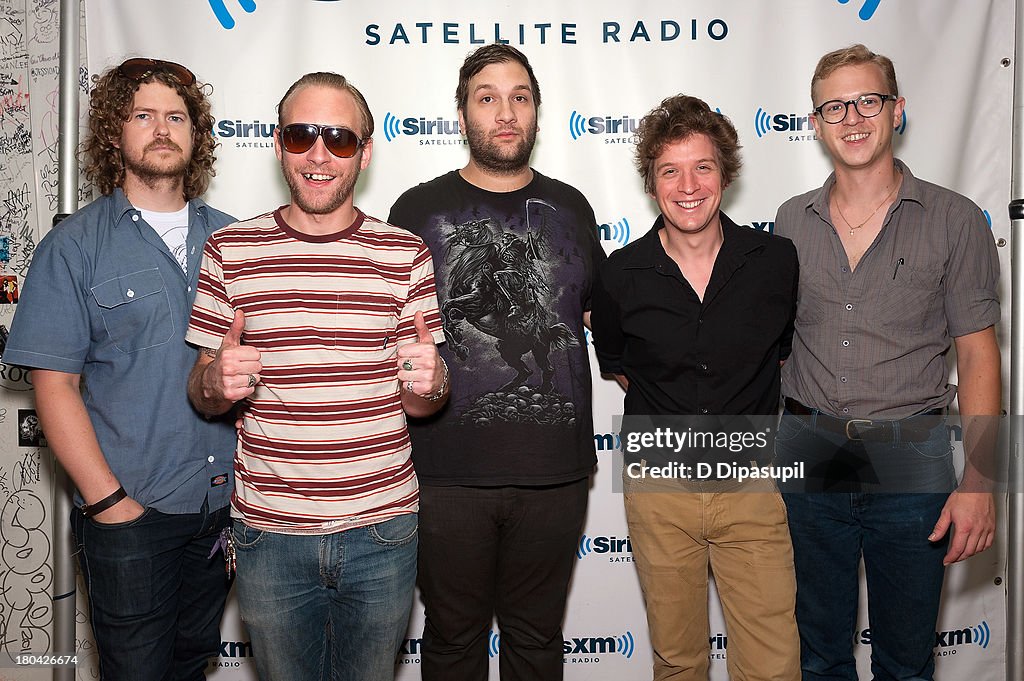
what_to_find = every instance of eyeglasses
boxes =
[813,93,897,124]
[117,58,196,86]
[279,123,366,158]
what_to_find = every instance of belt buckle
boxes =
[845,418,873,440]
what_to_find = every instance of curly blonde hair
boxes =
[83,63,218,199]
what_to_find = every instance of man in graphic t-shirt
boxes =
[388,44,604,681]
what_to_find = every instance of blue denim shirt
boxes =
[4,189,238,514]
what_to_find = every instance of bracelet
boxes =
[424,357,450,402]
[81,486,127,518]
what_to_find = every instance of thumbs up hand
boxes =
[397,311,446,399]
[202,309,263,403]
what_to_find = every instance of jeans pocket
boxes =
[367,513,418,547]
[774,412,808,444]
[231,520,267,549]
[86,505,156,530]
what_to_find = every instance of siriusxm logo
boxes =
[838,0,883,21]
[382,112,463,144]
[854,620,992,652]
[755,108,906,141]
[207,0,256,30]
[399,638,423,663]
[216,119,275,138]
[594,432,621,452]
[749,220,774,234]
[563,631,636,658]
[489,630,636,659]
[219,640,253,658]
[568,111,639,141]
[577,533,632,560]
[598,218,631,247]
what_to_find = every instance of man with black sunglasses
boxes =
[5,58,236,679]
[773,44,1000,680]
[186,72,448,681]
[388,44,604,681]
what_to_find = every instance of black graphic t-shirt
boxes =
[389,170,604,485]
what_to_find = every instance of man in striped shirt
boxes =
[185,72,448,681]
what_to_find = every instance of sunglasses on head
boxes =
[280,123,365,158]
[117,58,196,86]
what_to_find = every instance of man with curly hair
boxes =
[591,94,800,680]
[5,58,236,680]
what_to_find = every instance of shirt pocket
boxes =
[873,265,943,332]
[91,268,175,353]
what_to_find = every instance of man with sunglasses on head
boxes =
[185,72,447,681]
[387,44,603,681]
[773,44,1000,680]
[4,58,236,679]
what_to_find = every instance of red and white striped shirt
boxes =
[186,208,444,533]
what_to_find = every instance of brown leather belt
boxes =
[783,397,943,443]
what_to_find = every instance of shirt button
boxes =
[126,289,135,298]
[841,376,848,383]
[841,266,848,273]
[699,362,708,372]
[842,407,850,414]
[207,456,215,463]
[845,304,854,311]
[842,340,850,347]
[188,286,192,292]
[700,408,709,414]
[132,214,139,221]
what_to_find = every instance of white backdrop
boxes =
[0,0,1013,679]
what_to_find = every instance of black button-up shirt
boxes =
[591,213,798,416]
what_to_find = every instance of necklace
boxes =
[834,179,900,237]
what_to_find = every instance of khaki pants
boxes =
[624,477,800,681]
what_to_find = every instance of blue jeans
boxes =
[232,514,418,681]
[71,499,231,681]
[775,411,953,681]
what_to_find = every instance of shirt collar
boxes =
[112,187,207,226]
[617,211,762,270]
[807,158,923,219]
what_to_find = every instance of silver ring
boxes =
[406,380,414,392]
[247,374,257,388]
[402,359,414,371]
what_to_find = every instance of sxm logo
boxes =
[837,0,883,22]
[750,219,775,234]
[854,620,992,657]
[577,533,633,563]
[598,217,631,247]
[381,112,464,146]
[568,111,639,144]
[755,108,906,142]
[211,640,253,669]
[594,432,621,452]
[398,638,423,665]
[488,630,637,661]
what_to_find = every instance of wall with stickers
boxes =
[0,0,1016,679]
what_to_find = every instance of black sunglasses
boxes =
[117,58,196,86]
[280,123,365,158]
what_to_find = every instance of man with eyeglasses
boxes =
[386,44,603,681]
[4,58,237,678]
[773,44,1000,680]
[185,72,448,681]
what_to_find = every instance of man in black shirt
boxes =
[388,44,603,681]
[591,95,800,681]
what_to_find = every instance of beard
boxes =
[123,140,189,187]
[464,121,536,175]
[281,159,360,215]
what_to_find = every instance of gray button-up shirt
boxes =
[774,160,999,419]
[4,189,238,513]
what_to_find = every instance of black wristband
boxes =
[81,486,127,518]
